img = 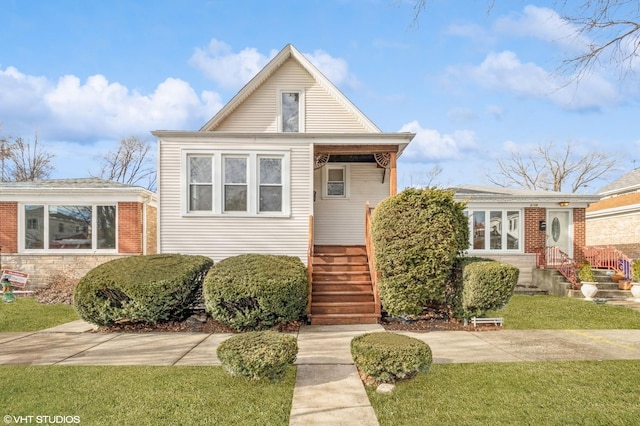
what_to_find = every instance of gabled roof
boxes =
[199,44,381,133]
[598,168,640,196]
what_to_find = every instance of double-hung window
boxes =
[185,150,290,216]
[322,165,349,199]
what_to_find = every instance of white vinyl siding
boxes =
[159,137,312,264]
[313,163,390,245]
[214,59,373,133]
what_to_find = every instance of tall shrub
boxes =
[371,188,468,317]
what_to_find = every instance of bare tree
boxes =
[4,134,55,182]
[410,1,640,80]
[92,136,156,191]
[405,164,444,188]
[486,141,616,192]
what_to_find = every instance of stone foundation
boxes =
[0,254,132,289]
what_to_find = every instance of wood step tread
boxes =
[312,301,375,306]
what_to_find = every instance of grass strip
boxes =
[368,360,640,425]
[1,365,295,425]
[0,297,79,331]
[489,294,640,329]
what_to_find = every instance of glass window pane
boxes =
[282,92,299,132]
[49,206,92,249]
[473,211,485,250]
[328,168,344,182]
[189,157,212,183]
[490,211,502,250]
[225,185,247,211]
[224,157,247,183]
[190,185,213,211]
[327,182,345,196]
[25,205,44,249]
[260,186,282,212]
[97,205,116,249]
[260,158,281,184]
[507,210,519,249]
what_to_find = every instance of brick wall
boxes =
[524,207,546,254]
[145,204,157,255]
[0,202,18,253]
[573,208,585,264]
[587,214,640,246]
[118,202,143,254]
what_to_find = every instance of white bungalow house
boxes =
[153,44,415,324]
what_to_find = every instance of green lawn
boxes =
[488,294,640,329]
[0,297,79,331]
[368,360,640,425]
[1,365,295,426]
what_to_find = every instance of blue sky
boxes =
[1,0,638,191]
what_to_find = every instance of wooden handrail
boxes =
[307,215,313,317]
[364,202,381,318]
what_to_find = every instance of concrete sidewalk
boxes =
[3,323,640,426]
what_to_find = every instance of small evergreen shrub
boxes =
[73,254,213,326]
[371,188,468,316]
[633,259,640,282]
[461,261,519,319]
[351,332,432,384]
[217,331,297,381]
[203,254,308,331]
[446,257,495,319]
[578,261,597,282]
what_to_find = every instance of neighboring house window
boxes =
[23,204,117,251]
[323,165,349,198]
[467,209,521,251]
[188,156,213,211]
[223,156,248,212]
[184,150,290,216]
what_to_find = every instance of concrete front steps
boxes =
[309,245,379,325]
[566,269,633,300]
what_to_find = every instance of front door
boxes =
[546,210,572,263]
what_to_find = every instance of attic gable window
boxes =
[279,90,304,132]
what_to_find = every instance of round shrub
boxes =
[217,331,298,381]
[462,261,519,319]
[203,254,308,331]
[73,254,213,326]
[371,188,469,316]
[351,332,432,384]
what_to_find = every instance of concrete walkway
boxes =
[3,323,640,425]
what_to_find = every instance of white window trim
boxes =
[322,164,350,199]
[182,149,291,217]
[277,88,305,133]
[466,208,523,253]
[18,203,118,253]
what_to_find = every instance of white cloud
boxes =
[190,40,360,90]
[189,39,276,90]
[399,120,477,161]
[0,66,221,141]
[462,50,619,110]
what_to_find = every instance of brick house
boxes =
[0,178,157,289]
[586,168,640,259]
[452,185,600,286]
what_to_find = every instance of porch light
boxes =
[558,201,570,207]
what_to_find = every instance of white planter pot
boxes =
[631,283,640,302]
[580,282,598,300]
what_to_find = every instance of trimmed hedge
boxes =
[73,254,213,326]
[461,261,519,318]
[371,188,469,317]
[351,332,432,384]
[203,254,308,331]
[217,331,298,381]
